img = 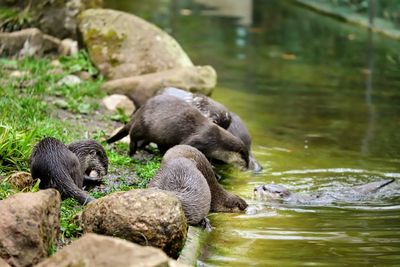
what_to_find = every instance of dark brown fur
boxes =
[158,87,231,129]
[228,112,262,172]
[30,137,108,205]
[158,145,248,213]
[107,95,249,169]
[149,148,211,226]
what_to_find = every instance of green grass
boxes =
[0,52,162,246]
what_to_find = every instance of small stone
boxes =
[54,99,69,109]
[81,189,187,258]
[35,233,189,267]
[57,75,81,87]
[7,172,35,190]
[102,94,135,114]
[73,71,92,81]
[49,60,61,67]
[9,71,29,78]
[58,39,78,56]
[47,68,64,76]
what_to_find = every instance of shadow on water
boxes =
[104,0,400,266]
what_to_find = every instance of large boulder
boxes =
[78,8,193,80]
[102,65,217,106]
[35,233,188,267]
[0,189,61,267]
[81,189,187,259]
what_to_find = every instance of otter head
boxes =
[68,140,109,177]
[254,184,291,201]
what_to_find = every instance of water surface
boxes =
[105,1,400,265]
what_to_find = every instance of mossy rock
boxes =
[78,8,193,80]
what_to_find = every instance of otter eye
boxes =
[262,185,267,190]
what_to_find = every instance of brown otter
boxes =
[67,139,109,185]
[107,95,249,169]
[30,137,108,205]
[153,145,248,213]
[254,179,395,204]
[228,112,262,172]
[158,87,262,172]
[158,87,231,129]
[148,147,212,227]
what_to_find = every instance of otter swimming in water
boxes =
[107,95,249,169]
[158,87,262,172]
[253,179,395,204]
[155,145,248,213]
[30,137,108,205]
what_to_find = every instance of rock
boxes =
[57,75,82,87]
[9,71,29,78]
[0,28,60,58]
[6,172,35,190]
[35,233,189,267]
[102,65,217,106]
[81,189,187,258]
[102,94,135,114]
[0,189,61,267]
[73,71,92,81]
[58,39,78,56]
[0,258,10,267]
[0,0,103,39]
[78,8,193,80]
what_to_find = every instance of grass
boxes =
[0,52,162,245]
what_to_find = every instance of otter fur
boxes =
[149,146,211,226]
[158,87,231,129]
[159,87,262,172]
[30,137,108,205]
[151,145,247,214]
[107,95,249,169]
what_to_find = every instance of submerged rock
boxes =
[102,65,217,106]
[78,8,193,80]
[0,189,61,267]
[81,189,187,258]
[35,233,188,267]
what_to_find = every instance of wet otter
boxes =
[253,179,395,204]
[158,87,231,129]
[152,145,247,213]
[228,112,262,172]
[30,137,108,205]
[107,95,249,169]
[67,139,109,185]
[158,87,262,172]
[148,146,212,227]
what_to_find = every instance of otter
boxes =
[30,137,108,205]
[228,112,262,172]
[107,95,249,169]
[67,139,109,185]
[148,147,212,227]
[253,179,395,204]
[158,87,262,172]
[152,145,248,214]
[158,87,231,129]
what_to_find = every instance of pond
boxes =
[105,1,400,266]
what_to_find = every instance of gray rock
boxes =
[102,66,217,106]
[0,189,61,267]
[0,28,60,58]
[35,233,188,267]
[57,75,82,87]
[102,94,135,114]
[81,189,187,259]
[78,8,193,80]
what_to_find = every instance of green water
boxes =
[105,1,400,265]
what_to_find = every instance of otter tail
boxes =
[354,178,395,194]
[54,169,95,205]
[106,122,131,144]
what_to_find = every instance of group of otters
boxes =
[29,87,394,229]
